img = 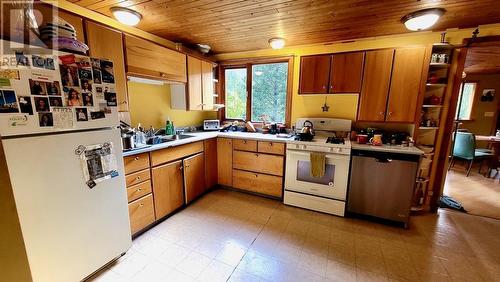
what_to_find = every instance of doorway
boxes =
[437,37,500,219]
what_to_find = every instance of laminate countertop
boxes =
[122,131,294,157]
[351,143,424,155]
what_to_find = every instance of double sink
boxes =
[146,134,194,145]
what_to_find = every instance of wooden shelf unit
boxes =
[415,42,455,211]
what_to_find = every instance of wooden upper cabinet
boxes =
[386,47,426,122]
[201,60,215,110]
[298,55,331,94]
[184,152,206,204]
[124,35,187,83]
[85,22,129,111]
[330,52,364,93]
[358,49,395,122]
[151,160,184,219]
[217,138,233,186]
[187,56,203,111]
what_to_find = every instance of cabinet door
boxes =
[201,60,214,110]
[86,22,128,111]
[184,152,206,204]
[204,138,218,189]
[124,35,187,82]
[217,138,233,186]
[298,55,331,94]
[187,56,203,110]
[330,52,364,93]
[357,49,394,122]
[151,160,184,219]
[386,47,426,122]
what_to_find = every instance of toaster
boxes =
[203,119,220,131]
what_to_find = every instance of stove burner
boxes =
[326,137,345,144]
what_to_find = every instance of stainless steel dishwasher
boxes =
[347,149,420,227]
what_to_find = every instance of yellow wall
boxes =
[213,24,500,126]
[128,82,217,129]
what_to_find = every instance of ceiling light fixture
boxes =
[269,38,285,49]
[401,8,445,31]
[110,7,142,26]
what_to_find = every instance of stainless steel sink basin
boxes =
[146,134,194,145]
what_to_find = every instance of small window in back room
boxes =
[455,82,477,120]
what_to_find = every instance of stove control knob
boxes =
[337,148,342,153]
[328,147,334,152]
[295,144,300,149]
[301,145,307,150]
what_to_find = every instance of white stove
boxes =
[284,118,352,216]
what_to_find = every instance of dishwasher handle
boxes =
[375,157,393,163]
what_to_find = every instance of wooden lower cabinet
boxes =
[151,141,204,166]
[232,169,283,198]
[217,138,233,186]
[233,151,284,176]
[128,194,155,234]
[204,139,218,189]
[151,160,184,219]
[127,180,152,202]
[184,152,206,204]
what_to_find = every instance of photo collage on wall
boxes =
[0,52,118,129]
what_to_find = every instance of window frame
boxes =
[218,56,294,126]
[455,81,478,121]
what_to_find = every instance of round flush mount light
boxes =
[110,7,142,26]
[197,44,211,54]
[401,8,445,31]
[269,38,286,49]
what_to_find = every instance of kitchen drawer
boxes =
[151,141,204,166]
[128,194,155,234]
[124,153,150,174]
[257,141,285,155]
[126,180,152,203]
[125,169,150,187]
[233,169,283,198]
[233,151,284,176]
[233,139,257,152]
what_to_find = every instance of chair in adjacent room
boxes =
[448,132,494,176]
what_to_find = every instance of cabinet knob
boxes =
[179,166,184,170]
[160,73,167,78]
[243,140,247,144]
[379,112,384,116]
[136,176,141,181]
[134,156,139,161]
[322,85,326,89]
[388,112,393,116]
[255,153,259,157]
[139,203,144,207]
[330,85,333,89]
[254,174,258,178]
[269,142,273,146]
[137,188,142,192]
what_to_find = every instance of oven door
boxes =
[285,150,349,200]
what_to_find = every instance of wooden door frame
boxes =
[430,36,500,211]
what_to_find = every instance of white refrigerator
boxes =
[0,47,132,281]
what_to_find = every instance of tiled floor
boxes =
[444,164,500,219]
[90,189,500,282]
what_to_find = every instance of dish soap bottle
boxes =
[165,119,174,135]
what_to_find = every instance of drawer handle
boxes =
[179,166,184,170]
[134,156,139,161]
[137,188,142,192]
[243,140,247,144]
[269,142,273,146]
[136,177,141,181]
[255,153,259,157]
[139,203,144,207]
[254,174,258,178]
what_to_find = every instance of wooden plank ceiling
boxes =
[464,42,500,74]
[70,0,500,53]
